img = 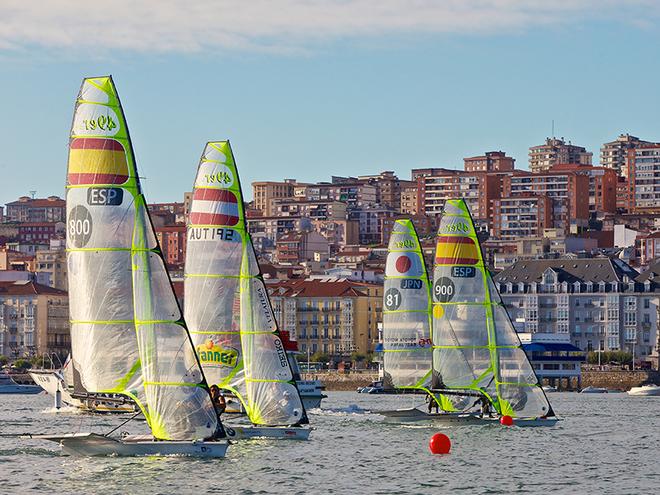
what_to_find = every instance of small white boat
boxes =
[627,384,660,397]
[542,385,558,393]
[580,386,609,394]
[27,433,229,457]
[0,372,42,394]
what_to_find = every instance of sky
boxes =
[1,0,660,206]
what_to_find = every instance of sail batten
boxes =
[431,199,553,419]
[186,141,307,426]
[66,76,220,441]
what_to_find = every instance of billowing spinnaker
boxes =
[431,199,552,418]
[187,141,307,426]
[382,220,433,389]
[67,76,219,440]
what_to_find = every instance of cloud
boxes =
[0,0,657,55]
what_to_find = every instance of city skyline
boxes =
[2,1,660,206]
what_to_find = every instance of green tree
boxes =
[310,352,329,364]
[12,358,32,370]
[0,355,8,367]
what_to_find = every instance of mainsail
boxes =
[382,219,433,389]
[66,76,220,440]
[431,199,553,419]
[186,141,307,426]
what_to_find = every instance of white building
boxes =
[494,258,659,361]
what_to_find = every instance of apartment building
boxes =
[252,180,297,216]
[272,199,347,221]
[0,280,69,358]
[529,138,592,173]
[491,195,553,240]
[268,278,383,359]
[275,231,329,264]
[502,170,589,234]
[600,134,655,176]
[154,224,187,268]
[464,151,515,172]
[494,258,659,359]
[5,196,66,223]
[34,248,67,291]
[625,144,660,213]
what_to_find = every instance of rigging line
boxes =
[103,410,143,437]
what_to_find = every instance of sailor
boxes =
[479,396,492,418]
[425,393,439,414]
[210,385,226,416]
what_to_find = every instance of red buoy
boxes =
[500,415,513,426]
[429,433,451,454]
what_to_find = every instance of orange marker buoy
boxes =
[500,415,513,426]
[429,433,451,454]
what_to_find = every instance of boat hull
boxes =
[225,425,312,440]
[627,385,660,397]
[29,433,229,457]
[378,408,559,427]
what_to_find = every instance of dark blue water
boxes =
[1,391,658,494]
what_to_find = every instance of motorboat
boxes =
[627,384,660,397]
[579,386,609,394]
[0,371,42,394]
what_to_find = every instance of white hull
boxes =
[226,425,312,440]
[580,387,609,394]
[0,374,41,394]
[627,385,660,397]
[378,408,559,427]
[29,371,135,413]
[28,433,229,457]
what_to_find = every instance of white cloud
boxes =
[0,0,656,54]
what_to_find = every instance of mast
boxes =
[186,141,307,426]
[66,76,221,440]
[431,199,553,419]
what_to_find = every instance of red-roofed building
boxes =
[5,196,66,223]
[639,232,660,266]
[0,281,69,358]
[267,278,383,361]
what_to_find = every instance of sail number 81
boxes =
[384,288,402,310]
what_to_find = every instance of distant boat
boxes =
[580,386,608,394]
[0,371,41,394]
[542,385,558,393]
[627,384,660,397]
[29,76,229,457]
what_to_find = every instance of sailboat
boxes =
[29,76,229,456]
[185,141,310,440]
[381,201,557,426]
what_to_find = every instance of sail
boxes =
[431,199,553,419]
[66,76,220,440]
[187,141,306,426]
[382,219,433,389]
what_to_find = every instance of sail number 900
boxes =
[433,277,455,302]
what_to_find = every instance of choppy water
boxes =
[0,391,658,494]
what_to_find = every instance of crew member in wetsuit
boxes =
[479,395,492,418]
[426,393,439,414]
[210,384,226,417]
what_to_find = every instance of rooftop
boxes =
[0,280,67,296]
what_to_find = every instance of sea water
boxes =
[0,392,658,494]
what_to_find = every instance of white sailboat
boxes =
[29,76,229,456]
[185,141,310,440]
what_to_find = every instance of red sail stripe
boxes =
[193,188,238,203]
[67,173,129,185]
[70,137,125,151]
[436,235,474,244]
[189,212,239,226]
